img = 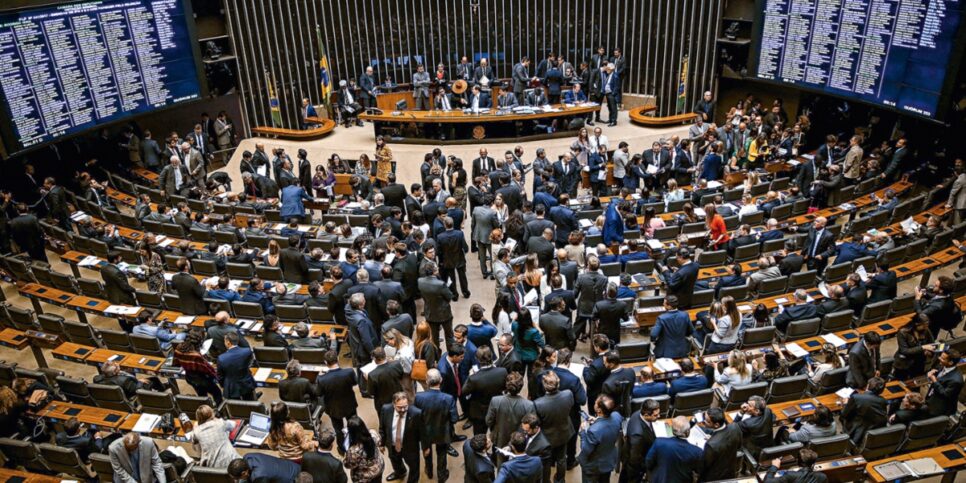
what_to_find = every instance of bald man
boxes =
[108,432,166,482]
[802,216,835,274]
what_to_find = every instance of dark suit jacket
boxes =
[392,252,420,301]
[101,263,136,305]
[867,271,897,303]
[462,366,508,422]
[56,432,101,462]
[379,404,423,455]
[737,408,776,456]
[278,376,317,405]
[279,247,309,283]
[927,368,965,416]
[437,229,468,269]
[316,367,357,418]
[539,311,575,351]
[577,412,622,474]
[651,310,693,359]
[842,392,887,443]
[172,272,208,315]
[665,262,699,308]
[803,227,836,260]
[245,453,301,483]
[9,214,44,256]
[299,451,347,483]
[414,389,457,445]
[216,346,256,399]
[622,411,656,471]
[534,390,575,447]
[367,361,405,411]
[701,423,743,481]
[496,349,524,375]
[525,430,553,481]
[575,271,608,317]
[583,356,611,411]
[779,253,805,276]
[463,439,496,483]
[593,298,628,342]
[47,185,70,220]
[327,279,352,325]
[846,340,879,389]
[774,303,818,333]
[418,276,456,322]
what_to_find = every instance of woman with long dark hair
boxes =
[343,415,384,482]
[512,309,545,379]
[492,292,515,338]
[267,401,317,461]
[173,327,223,403]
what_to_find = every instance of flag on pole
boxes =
[267,70,282,127]
[676,55,689,114]
[316,25,331,109]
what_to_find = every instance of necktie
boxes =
[174,166,182,189]
[811,229,822,256]
[596,136,601,148]
[394,413,404,452]
[452,360,462,396]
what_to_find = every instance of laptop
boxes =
[236,412,271,446]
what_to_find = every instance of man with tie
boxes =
[802,216,835,274]
[412,64,431,110]
[512,56,535,104]
[498,88,519,108]
[300,97,319,128]
[468,85,488,113]
[358,66,377,109]
[159,155,190,198]
[621,398,659,483]
[186,123,210,160]
[554,152,580,197]
[456,56,473,82]
[881,137,908,182]
[473,57,494,90]
[846,332,881,389]
[600,63,619,126]
[497,431,544,482]
[434,87,454,111]
[463,434,496,483]
[338,80,364,127]
[926,349,965,416]
[473,148,495,179]
[214,111,233,151]
[379,392,423,482]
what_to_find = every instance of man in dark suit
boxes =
[228,453,300,483]
[463,346,508,435]
[472,148,496,179]
[843,274,867,316]
[540,297,575,351]
[326,266,352,326]
[216,332,256,400]
[392,243,421,320]
[379,392,423,482]
[650,296,693,359]
[841,377,888,444]
[660,248,699,308]
[642,142,670,189]
[700,408,743,481]
[367,347,405,414]
[9,203,47,262]
[763,448,828,483]
[463,434,495,483]
[802,216,835,274]
[158,156,192,198]
[670,359,709,400]
[42,177,71,232]
[583,335,612,413]
[548,199,579,249]
[56,417,107,463]
[778,249,805,276]
[358,66,376,109]
[316,351,358,454]
[553,153,581,197]
[816,284,850,317]
[511,56,534,103]
[847,332,881,389]
[172,257,208,315]
[926,349,965,416]
[278,359,318,406]
[418,262,458,348]
[916,276,959,337]
[496,334,525,375]
[414,369,458,480]
[867,261,898,303]
[599,352,635,412]
[521,413,553,481]
[773,289,818,334]
[592,284,629,344]
[534,370,574,483]
[299,430,347,483]
[578,394,622,481]
[279,236,309,283]
[527,228,556,269]
[575,257,609,341]
[486,372,535,461]
[733,395,775,458]
[347,269,385,331]
[101,251,136,305]
[621,399,659,483]
[497,431,544,481]
[436,216,471,299]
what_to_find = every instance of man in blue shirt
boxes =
[239,277,275,315]
[496,431,544,482]
[131,312,185,351]
[205,276,241,302]
[616,273,636,299]
[832,241,876,265]
[669,358,710,399]
[631,366,668,398]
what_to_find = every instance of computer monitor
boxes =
[395,99,408,111]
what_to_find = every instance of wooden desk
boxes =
[132,167,159,186]
[18,283,75,314]
[51,342,96,363]
[0,468,64,482]
[0,328,28,350]
[814,381,909,413]
[251,118,336,140]
[627,106,697,127]
[785,181,912,227]
[35,401,128,429]
[118,411,188,437]
[866,443,966,482]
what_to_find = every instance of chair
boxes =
[90,452,116,482]
[204,298,232,316]
[37,443,96,479]
[191,227,213,242]
[697,250,727,267]
[190,466,234,483]
[162,293,182,312]
[750,182,770,196]
[898,416,949,452]
[162,223,186,238]
[176,394,214,415]
[718,284,749,301]
[600,262,621,277]
[56,375,96,405]
[739,326,776,349]
[889,293,916,317]
[213,230,239,245]
[226,263,255,279]
[749,443,803,471]
[115,245,140,264]
[823,263,850,284]
[854,178,877,195]
[757,276,788,296]
[220,399,268,420]
[631,394,671,417]
[89,382,137,411]
[723,215,740,231]
[761,237,787,254]
[670,389,713,416]
[137,389,180,416]
[191,258,219,277]
[164,254,181,271]
[99,328,133,352]
[821,310,854,332]
[879,247,906,268]
[63,320,102,346]
[141,219,163,233]
[807,433,851,461]
[856,300,891,326]
[767,375,809,403]
[291,348,327,365]
[767,204,792,222]
[135,290,164,309]
[720,382,768,410]
[254,346,289,368]
[247,235,270,249]
[5,306,37,331]
[276,304,309,322]
[690,289,714,308]
[809,367,848,395]
[131,333,168,356]
[0,438,49,473]
[784,318,821,341]
[667,199,687,212]
[682,222,706,234]
[791,199,811,216]
[724,187,744,202]
[733,243,761,262]
[858,424,906,459]
[787,270,817,291]
[308,306,334,323]
[286,401,323,431]
[741,211,765,227]
[37,313,66,338]
[232,300,265,319]
[616,342,650,363]
[255,265,283,281]
[653,225,680,241]
[625,259,656,275]
[90,239,110,258]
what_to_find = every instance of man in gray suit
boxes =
[140,130,162,172]
[417,261,457,349]
[534,370,574,482]
[412,64,431,110]
[180,142,206,187]
[512,56,534,104]
[108,433,166,483]
[158,155,190,198]
[472,194,498,278]
[947,158,966,224]
[574,256,608,341]
[485,372,535,465]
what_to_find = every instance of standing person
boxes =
[574,256,608,341]
[344,416,385,483]
[802,216,835,274]
[172,257,208,315]
[217,332,256,401]
[463,434,496,483]
[414,369,458,481]
[315,350,358,455]
[437,216,471,299]
[842,135,864,184]
[511,310,545,379]
[496,431,544,481]
[947,159,966,224]
[699,408,743,481]
[926,349,965,416]
[534,371,574,483]
[173,328,223,404]
[846,332,881,389]
[841,377,888,445]
[645,416,704,482]
[412,64,431,110]
[650,295,693,359]
[108,433,166,483]
[346,293,380,381]
[693,90,715,123]
[418,262,458,348]
[299,430,347,483]
[367,347,405,415]
[915,276,959,338]
[358,66,377,110]
[463,346,508,436]
[600,64,619,126]
[472,194,499,278]
[486,372,535,464]
[378,392,423,483]
[9,202,47,263]
[512,56,535,104]
[893,315,934,381]
[620,399,659,483]
[578,394,622,483]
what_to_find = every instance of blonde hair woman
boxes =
[265,239,281,267]
[714,349,753,399]
[706,296,742,354]
[384,328,416,398]
[190,404,241,468]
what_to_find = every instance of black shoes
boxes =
[386,472,406,481]
[446,446,459,457]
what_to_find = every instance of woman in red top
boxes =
[705,202,730,250]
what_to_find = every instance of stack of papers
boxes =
[132,413,161,433]
[173,316,196,326]
[653,421,672,438]
[654,358,681,373]
[875,458,944,479]
[253,368,275,382]
[104,305,140,316]
[821,333,848,348]
[835,387,855,400]
[785,343,808,358]
[855,265,869,282]
[646,239,664,250]
[900,217,920,235]
[78,255,102,267]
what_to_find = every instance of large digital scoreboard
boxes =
[0,0,203,155]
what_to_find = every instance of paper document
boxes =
[360,361,377,377]
[579,218,593,228]
[785,343,808,358]
[835,387,855,400]
[200,339,213,355]
[654,358,681,373]
[817,282,830,298]
[855,265,869,282]
[78,255,101,267]
[105,305,140,315]
[646,165,659,175]
[900,217,920,235]
[132,413,161,433]
[524,289,538,306]
[686,426,709,449]
[821,333,847,347]
[646,239,664,250]
[693,208,706,218]
[707,181,723,189]
[254,368,274,382]
[174,316,195,326]
[653,421,671,438]
[904,457,944,477]
[774,298,789,305]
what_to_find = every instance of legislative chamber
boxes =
[0,0,965,482]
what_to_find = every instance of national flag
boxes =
[316,25,331,108]
[267,70,282,127]
[676,55,689,114]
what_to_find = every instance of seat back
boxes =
[137,389,179,416]
[255,265,283,281]
[811,367,848,395]
[784,318,821,341]
[758,276,788,296]
[762,238,786,253]
[741,211,765,227]
[77,278,105,298]
[903,238,929,262]
[254,346,290,368]
[767,375,809,403]
[653,225,680,241]
[690,289,714,308]
[226,263,255,279]
[191,227,213,242]
[733,243,761,262]
[131,333,166,356]
[38,443,94,478]
[723,382,768,410]
[770,177,791,192]
[0,438,48,473]
[899,416,950,452]
[308,306,334,323]
[5,306,37,331]
[788,270,817,290]
[600,262,621,277]
[768,204,792,222]
[175,394,214,415]
[755,442,803,468]
[190,466,234,483]
[291,348,327,365]
[625,259,656,275]
[162,223,186,238]
[285,402,319,431]
[222,400,268,419]
[682,222,706,234]
[162,293,182,311]
[63,320,102,346]
[191,258,219,276]
[823,262,851,284]
[808,433,851,461]
[135,290,164,308]
[56,375,96,405]
[98,328,133,352]
[857,300,891,326]
[750,182,770,196]
[821,310,854,333]
[718,284,749,301]
[88,382,136,411]
[697,250,727,267]
[616,342,650,363]
[889,293,915,317]
[232,300,265,319]
[740,326,776,349]
[859,424,906,459]
[90,452,115,482]
[670,388,713,416]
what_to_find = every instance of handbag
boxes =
[410,359,428,382]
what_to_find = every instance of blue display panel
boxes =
[0,0,202,154]
[752,0,964,120]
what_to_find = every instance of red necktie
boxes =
[452,360,462,396]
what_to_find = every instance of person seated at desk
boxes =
[228,452,301,483]
[816,284,850,317]
[773,288,818,334]
[757,218,784,246]
[132,312,185,351]
[778,404,837,444]
[632,366,668,398]
[727,224,759,259]
[94,360,163,399]
[890,392,930,426]
[467,85,489,113]
[831,240,876,266]
[747,256,783,295]
[841,376,888,445]
[713,350,754,400]
[240,277,276,315]
[56,416,110,463]
[496,89,518,109]
[669,358,709,400]
[563,82,587,104]
[337,80,364,127]
[619,240,650,267]
[615,273,636,299]
[526,87,550,107]
[926,348,965,417]
[594,243,619,265]
[733,395,775,458]
[804,343,845,384]
[841,273,867,316]
[763,448,828,483]
[434,87,456,111]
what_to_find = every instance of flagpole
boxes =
[316,25,332,117]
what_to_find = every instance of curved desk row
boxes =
[628,105,697,127]
[250,117,337,140]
